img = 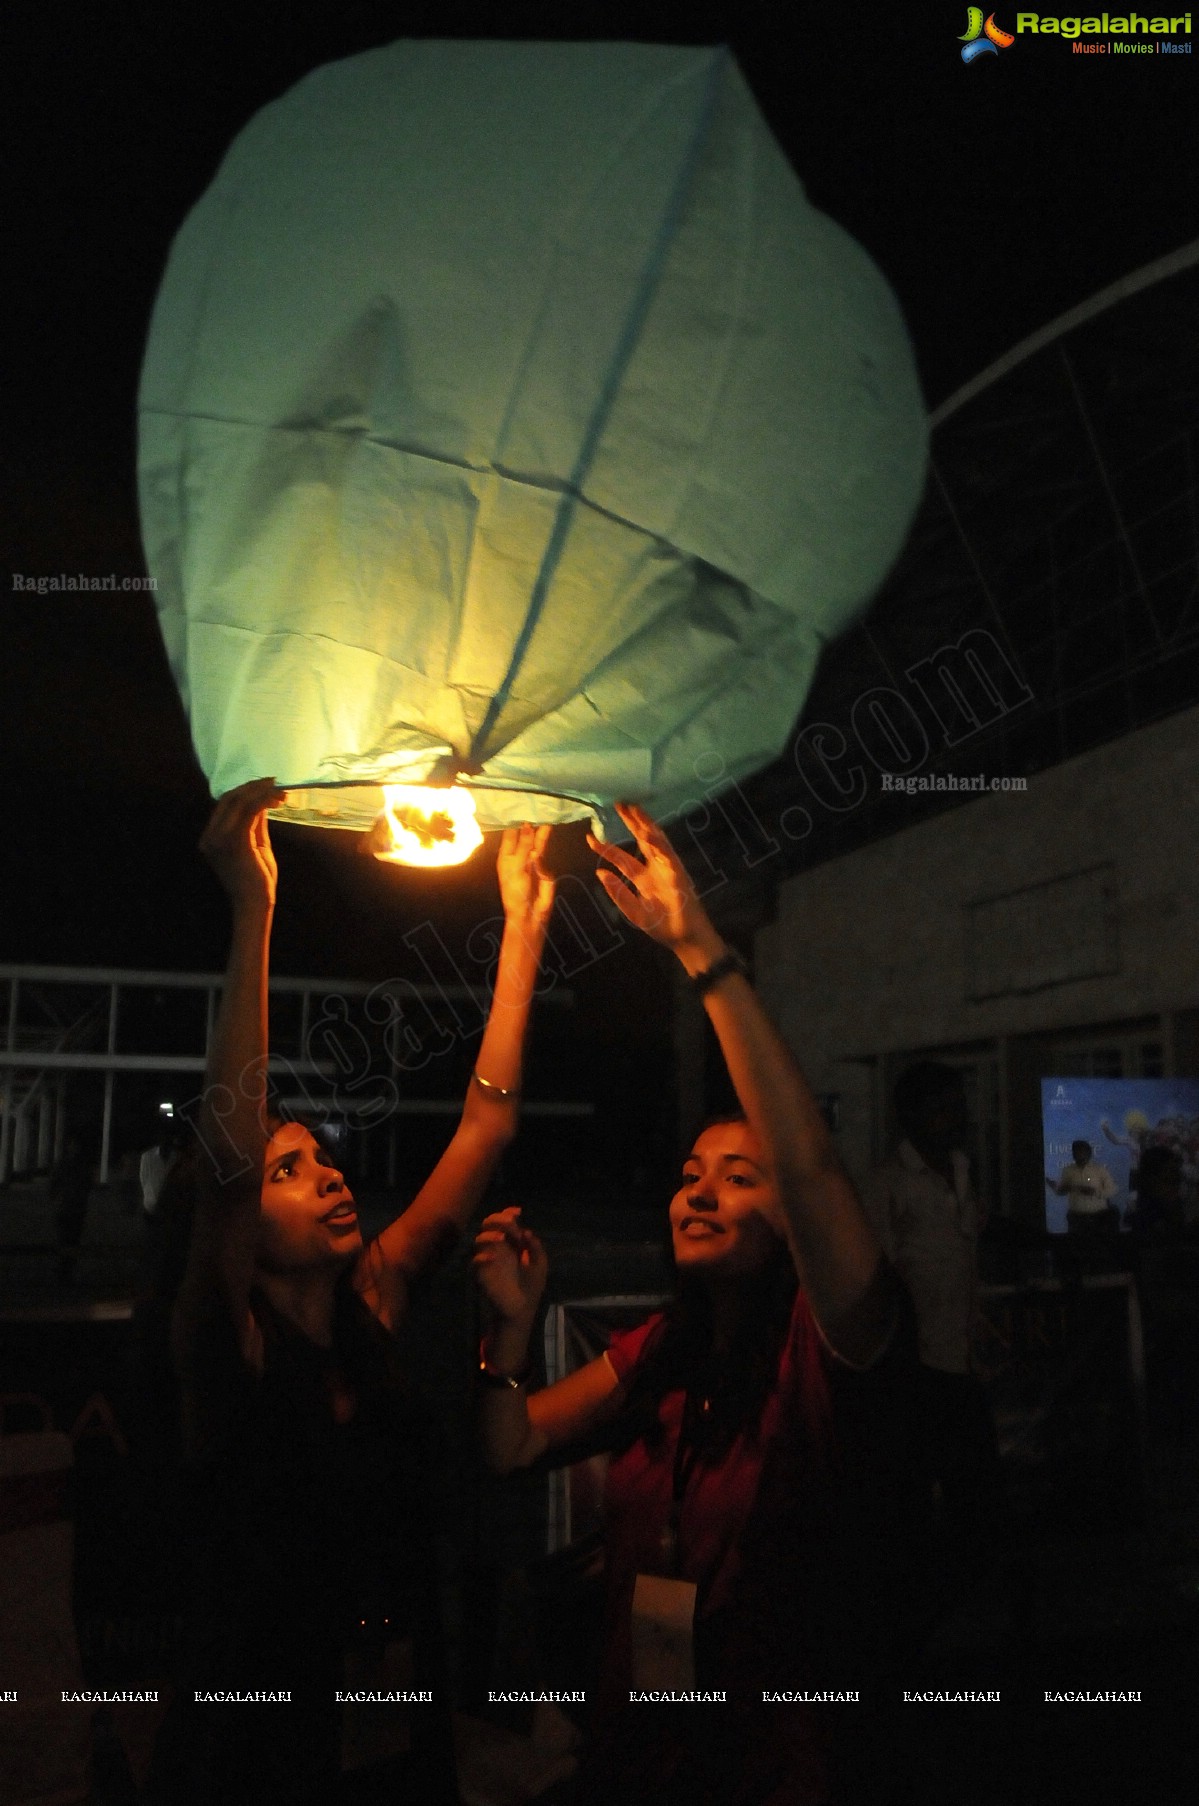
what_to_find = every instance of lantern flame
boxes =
[373,784,484,868]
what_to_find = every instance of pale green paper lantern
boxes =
[138,39,926,853]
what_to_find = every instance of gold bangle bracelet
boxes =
[478,1345,532,1389]
[473,1070,520,1100]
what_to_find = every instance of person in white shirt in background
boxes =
[1046,1139,1119,1234]
[139,1137,172,1216]
[862,1062,1001,1598]
[863,1063,982,1375]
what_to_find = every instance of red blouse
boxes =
[581,1289,920,1805]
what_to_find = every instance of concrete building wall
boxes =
[755,706,1199,1205]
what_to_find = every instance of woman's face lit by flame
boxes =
[255,1121,361,1272]
[668,1119,787,1279]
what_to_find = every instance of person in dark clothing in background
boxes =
[1129,1145,1185,1240]
[50,1124,98,1284]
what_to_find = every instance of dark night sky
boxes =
[3,0,1195,983]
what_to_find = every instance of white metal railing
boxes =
[0,964,583,1185]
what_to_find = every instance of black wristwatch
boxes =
[690,947,748,997]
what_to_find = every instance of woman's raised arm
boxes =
[358,825,556,1327]
[175,779,285,1366]
[590,803,894,1364]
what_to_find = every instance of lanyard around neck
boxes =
[657,1389,713,1576]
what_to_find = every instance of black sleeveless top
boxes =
[147,1282,456,1805]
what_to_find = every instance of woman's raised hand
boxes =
[588,803,722,964]
[199,778,285,913]
[496,823,556,936]
[473,1206,548,1323]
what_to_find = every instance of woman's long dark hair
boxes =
[613,1113,799,1461]
[134,1120,409,1460]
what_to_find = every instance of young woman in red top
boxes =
[474,804,919,1806]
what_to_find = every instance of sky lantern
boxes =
[138,40,926,864]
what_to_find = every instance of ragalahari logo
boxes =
[960,8,1016,58]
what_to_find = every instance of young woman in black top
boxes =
[148,778,556,1805]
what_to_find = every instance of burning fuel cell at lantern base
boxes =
[368,785,485,868]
